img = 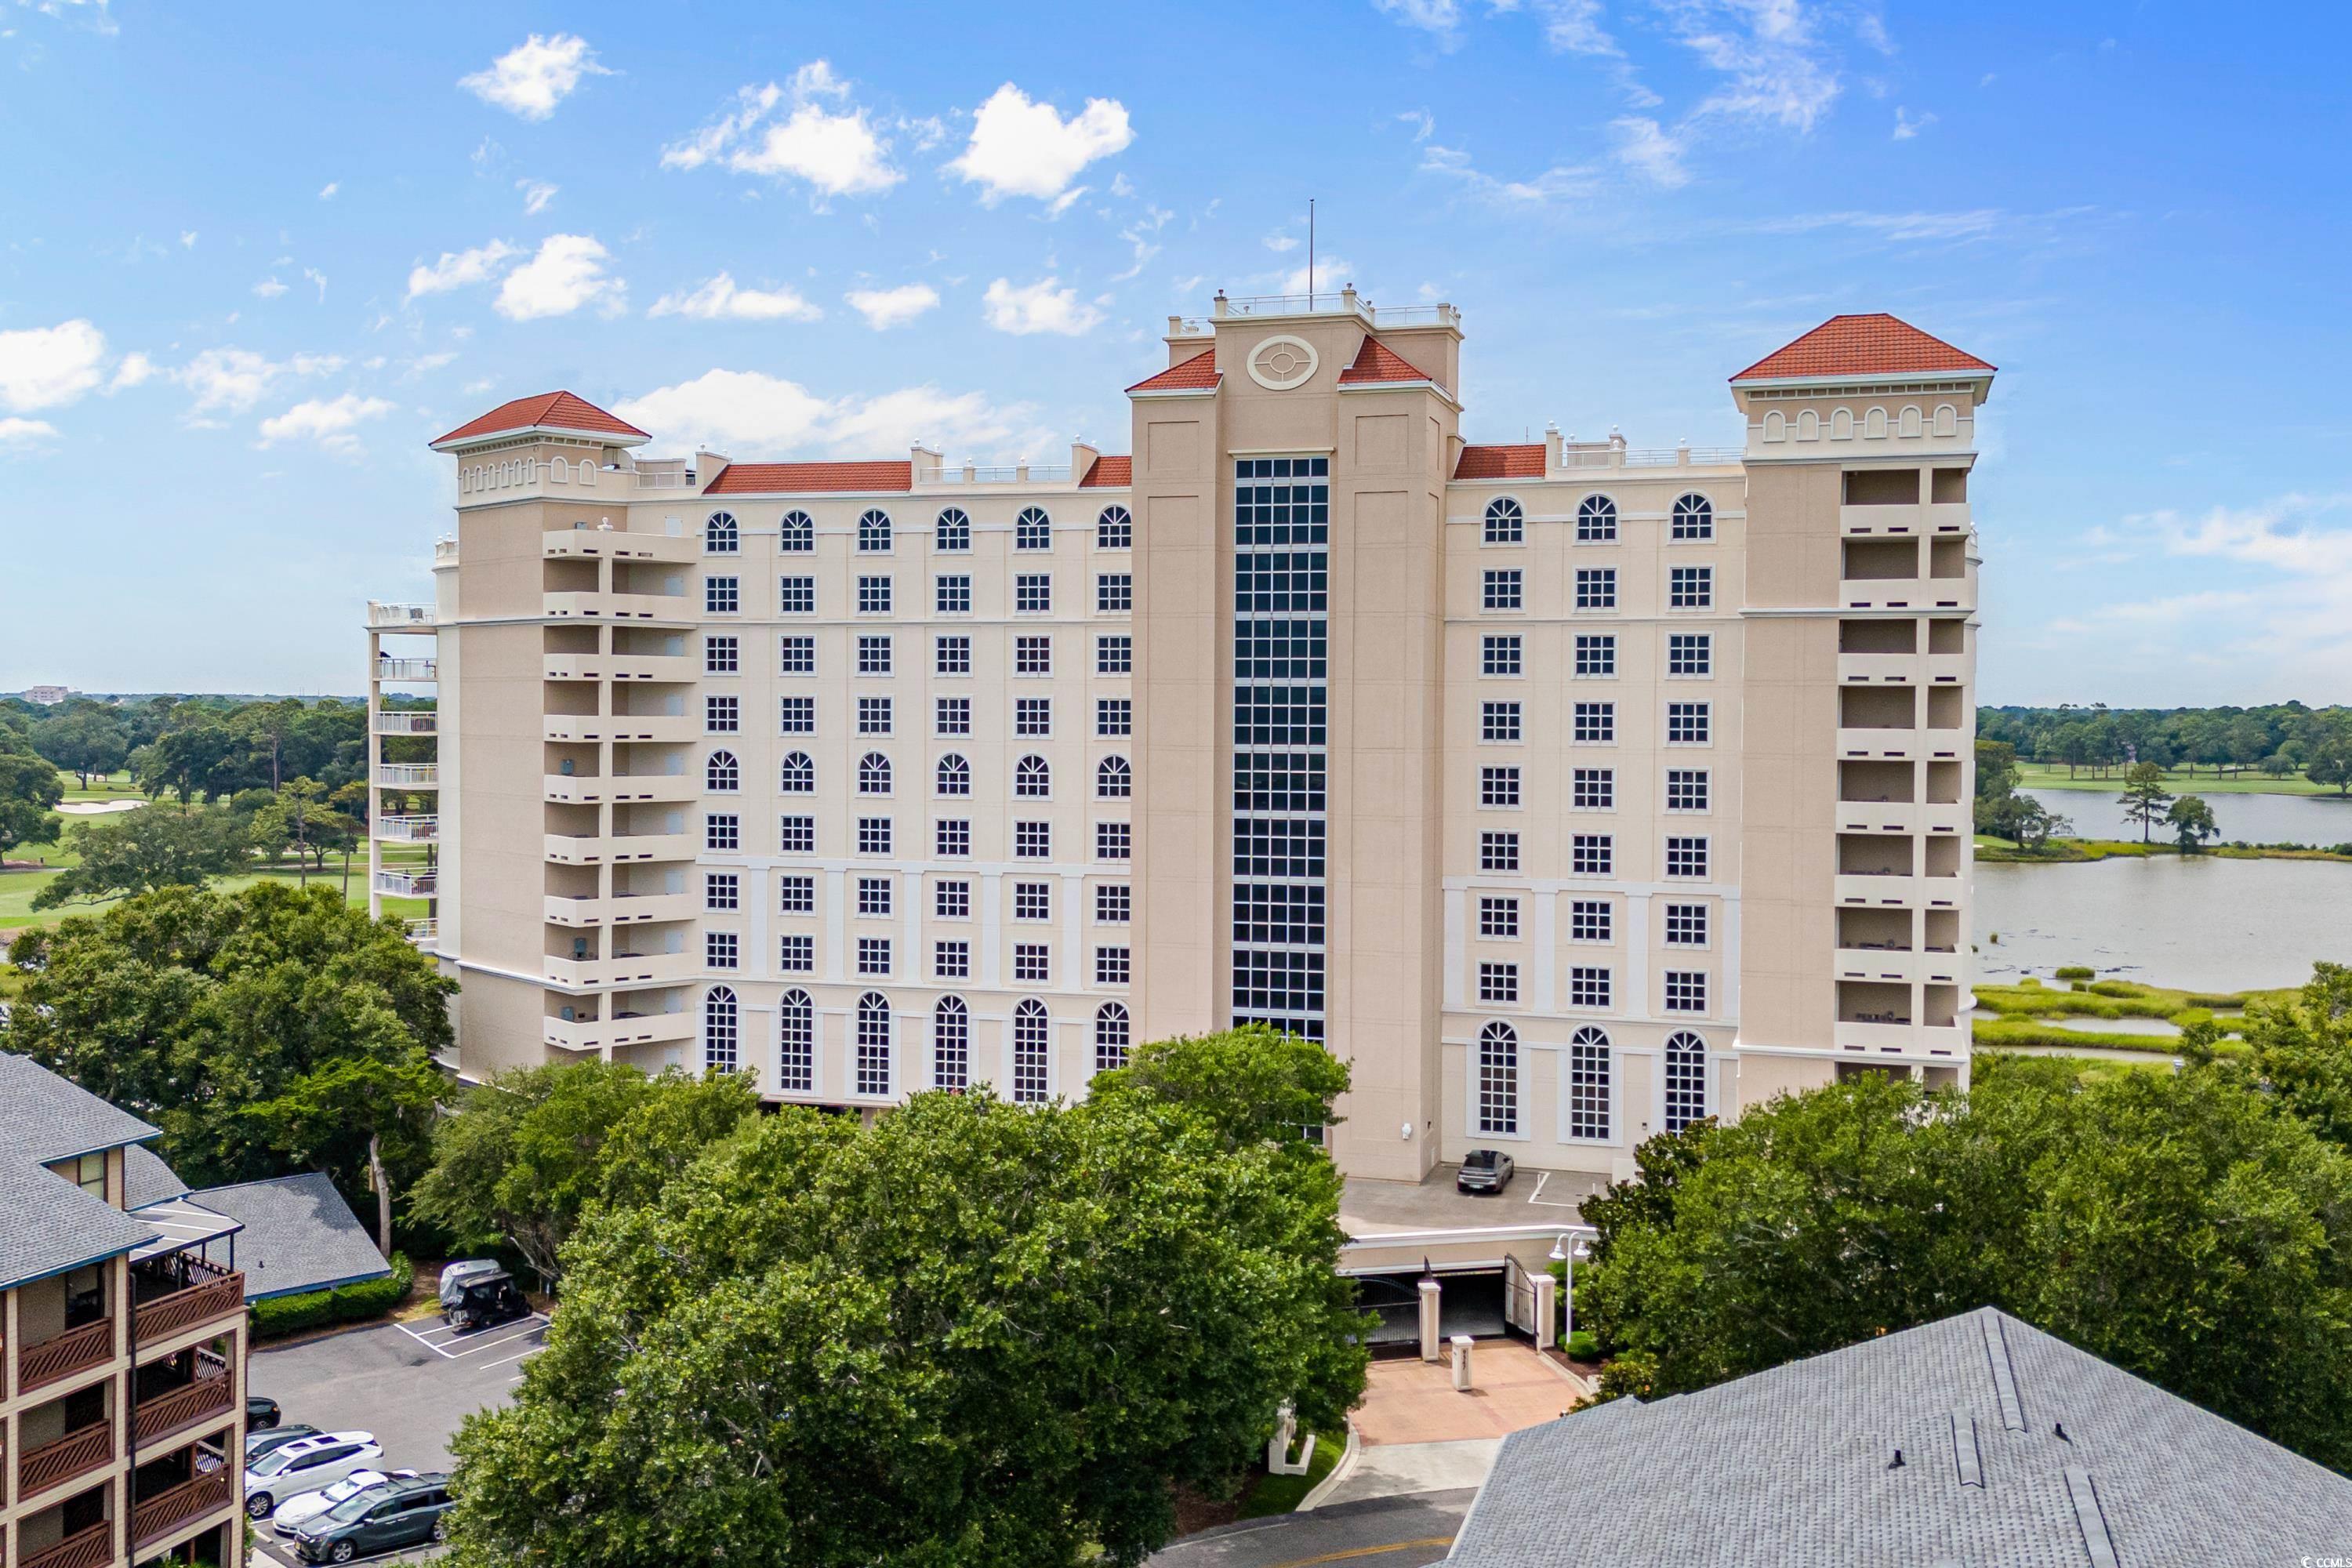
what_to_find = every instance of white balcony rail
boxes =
[373,869,437,898]
[372,711,437,734]
[376,657,438,681]
[405,917,437,945]
[374,815,438,842]
[434,537,459,563]
[377,763,440,787]
[927,463,1073,485]
[633,470,696,490]
[368,602,437,628]
[1558,444,1744,470]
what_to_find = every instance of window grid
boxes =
[778,993,813,1092]
[1569,1028,1611,1141]
[1478,895,1519,940]
[1477,1022,1519,1135]
[1664,1033,1708,1130]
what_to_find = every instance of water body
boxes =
[1974,855,2352,993]
[2024,786,2352,848]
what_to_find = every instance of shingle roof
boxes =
[1448,1307,2352,1568]
[1336,337,1439,387]
[701,460,915,495]
[1454,444,1546,480]
[1732,314,1994,383]
[0,1052,165,1288]
[0,1051,162,1164]
[124,1142,189,1208]
[430,390,649,450]
[1080,454,1132,488]
[190,1172,392,1301]
[1127,350,1219,394]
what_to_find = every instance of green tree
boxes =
[31,701,132,788]
[0,743,64,862]
[444,1030,1370,1568]
[29,803,248,909]
[410,1061,760,1287]
[2307,722,2352,797]
[2117,760,2175,843]
[0,882,456,1242]
[2165,793,2220,851]
[2238,963,2352,1152]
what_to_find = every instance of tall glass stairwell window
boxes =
[1232,456,1328,1044]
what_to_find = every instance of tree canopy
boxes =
[443,1027,1370,1568]
[0,740,62,862]
[29,803,250,908]
[1977,701,2352,786]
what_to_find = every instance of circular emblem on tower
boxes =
[1247,334,1320,391]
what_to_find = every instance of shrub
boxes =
[2055,966,2095,981]
[250,1253,413,1340]
[1563,1329,1600,1359]
[2088,981,2144,998]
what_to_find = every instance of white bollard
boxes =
[1418,1276,1443,1362]
[1451,1334,1474,1392]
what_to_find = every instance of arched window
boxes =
[1014,755,1051,798]
[1864,407,1889,439]
[858,752,893,796]
[1795,408,1819,441]
[778,990,814,1093]
[1899,405,1923,438]
[1096,756,1132,799]
[552,457,571,483]
[1568,1025,1611,1141]
[703,985,739,1073]
[1096,506,1132,550]
[936,753,971,797]
[1831,408,1854,440]
[858,508,892,554]
[706,511,740,554]
[1671,494,1714,542]
[935,507,971,553]
[779,752,815,794]
[1933,403,1958,437]
[933,996,970,1091]
[1762,410,1786,442]
[578,462,597,490]
[706,750,740,793]
[1664,1031,1709,1131]
[1476,1021,1519,1136]
[1483,497,1524,546]
[855,993,892,1097]
[1094,1002,1131,1074]
[779,510,815,554]
[1577,495,1619,542]
[1012,1000,1051,1103]
[1015,506,1052,551]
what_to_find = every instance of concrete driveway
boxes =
[1146,1490,1473,1567]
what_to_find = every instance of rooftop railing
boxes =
[367,602,436,628]
[376,657,438,681]
[924,463,1074,485]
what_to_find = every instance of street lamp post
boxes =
[1548,1232,1592,1345]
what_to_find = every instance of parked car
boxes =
[271,1468,416,1537]
[244,1431,383,1520]
[290,1472,456,1563]
[245,1423,320,1461]
[445,1267,530,1332]
[1457,1149,1517,1194]
[247,1394,281,1429]
[437,1258,506,1312]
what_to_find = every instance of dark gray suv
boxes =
[1457,1149,1516,1193]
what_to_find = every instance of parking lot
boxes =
[245,1310,546,1565]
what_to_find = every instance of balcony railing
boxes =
[374,815,439,843]
[372,710,437,734]
[367,601,436,629]
[18,1417,114,1499]
[373,869,437,898]
[133,1465,235,1549]
[405,917,439,946]
[132,1262,245,1345]
[377,762,440,787]
[134,1370,234,1447]
[23,1520,115,1568]
[376,657,438,681]
[927,463,1073,485]
[20,1316,115,1391]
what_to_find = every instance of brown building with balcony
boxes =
[0,1055,246,1568]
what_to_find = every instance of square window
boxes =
[1015,635,1053,676]
[1479,895,1519,939]
[1479,765,1521,808]
[858,936,892,977]
[1097,572,1133,612]
[1573,702,1616,743]
[1096,946,1131,985]
[858,816,893,856]
[1014,942,1050,982]
[1097,634,1133,675]
[1574,568,1617,612]
[1573,768,1615,810]
[779,635,815,675]
[935,818,971,858]
[779,695,815,735]
[1096,884,1132,923]
[1666,768,1711,812]
[1482,568,1523,612]
[1665,971,1708,1014]
[1666,836,1710,879]
[1668,633,1713,677]
[935,635,972,676]
[857,635,893,676]
[1095,821,1131,860]
[1015,821,1051,859]
[935,574,972,614]
[1570,899,1613,942]
[857,575,892,615]
[1479,831,1519,873]
[1097,698,1133,738]
[778,815,815,854]
[935,696,971,737]
[1665,902,1710,947]
[704,872,739,912]
[1015,697,1051,737]
[779,934,814,973]
[704,634,739,675]
[1479,961,1519,1004]
[1481,701,1522,743]
[1016,573,1052,612]
[1482,634,1523,677]
[779,575,815,615]
[705,813,739,851]
[1572,834,1613,876]
[1669,564,1714,610]
[706,931,739,970]
[857,876,892,918]
[1667,702,1711,745]
[858,696,894,736]
[935,940,970,979]
[1574,633,1617,677]
[1570,966,1612,1008]
[779,874,815,914]
[705,575,739,615]
[705,694,739,733]
[1014,881,1051,921]
[935,880,971,919]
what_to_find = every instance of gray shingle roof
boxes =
[124,1142,189,1207]
[190,1172,390,1301]
[0,1051,162,1164]
[0,1052,165,1289]
[1447,1308,2352,1566]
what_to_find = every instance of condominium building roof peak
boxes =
[432,389,652,452]
[1336,336,1442,389]
[1733,312,1995,384]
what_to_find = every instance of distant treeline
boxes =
[1978,703,2352,786]
[0,693,426,800]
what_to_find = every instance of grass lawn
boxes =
[1,848,414,930]
[1973,833,2352,864]
[52,768,150,802]
[2015,760,2349,798]
[1236,1428,1347,1519]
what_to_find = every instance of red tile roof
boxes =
[1337,337,1439,387]
[1731,314,1994,383]
[702,461,913,495]
[1454,444,1546,480]
[431,390,648,449]
[1127,350,1219,394]
[1080,454,1132,488]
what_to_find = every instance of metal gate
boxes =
[1502,1255,1537,1338]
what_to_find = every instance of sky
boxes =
[2,0,2347,706]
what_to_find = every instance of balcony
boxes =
[543,950,698,989]
[375,656,438,682]
[1840,572,1976,614]
[1832,801,1972,837]
[1835,728,1967,762]
[133,1369,234,1448]
[544,713,697,745]
[543,590,696,625]
[405,917,438,947]
[372,710,437,735]
[1834,1018,1969,1057]
[543,652,697,684]
[1838,501,1972,538]
[23,1521,116,1568]
[1836,652,1972,688]
[132,1465,236,1551]
[372,869,437,898]
[545,528,699,563]
[1835,872,1964,909]
[20,1316,116,1392]
[1834,946,1965,987]
[543,772,696,806]
[132,1258,245,1345]
[17,1418,114,1501]
[377,761,440,788]
[544,831,697,866]
[367,601,437,630]
[544,891,699,927]
[374,814,438,843]
[543,1008,695,1054]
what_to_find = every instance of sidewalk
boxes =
[1311,1341,1589,1508]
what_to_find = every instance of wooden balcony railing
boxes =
[133,1371,234,1446]
[19,1316,115,1391]
[22,1520,115,1568]
[132,1466,234,1548]
[18,1417,114,1499]
[133,1271,245,1345]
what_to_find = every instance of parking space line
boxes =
[437,1317,547,1360]
[477,1343,543,1370]
[394,1319,463,1360]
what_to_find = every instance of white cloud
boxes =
[1265,234,1300,252]
[1537,0,1618,54]
[318,181,339,200]
[613,368,1051,460]
[257,393,395,452]
[1664,0,1845,133]
[253,278,289,298]
[303,267,328,302]
[517,180,558,214]
[405,240,519,302]
[980,277,1102,336]
[108,351,154,392]
[1396,110,1436,143]
[947,84,1134,205]
[1276,255,1355,296]
[495,234,624,321]
[0,417,59,445]
[1611,116,1690,187]
[459,33,611,121]
[662,69,900,200]
[661,82,782,170]
[178,230,197,249]
[173,347,341,416]
[789,60,850,100]
[1421,143,1598,205]
[845,283,942,330]
[1111,205,1172,281]
[1893,106,1936,140]
[0,320,107,412]
[648,273,822,322]
[1374,0,1465,40]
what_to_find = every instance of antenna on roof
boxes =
[1308,198,1316,308]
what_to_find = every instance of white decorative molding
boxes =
[1246,334,1320,391]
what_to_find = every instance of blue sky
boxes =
[2,1,2346,705]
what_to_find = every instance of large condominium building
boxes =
[0,1055,249,1568]
[370,294,1991,1185]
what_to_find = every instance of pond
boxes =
[2024,786,2352,848]
[1974,855,2352,993]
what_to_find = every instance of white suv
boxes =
[244,1431,383,1520]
